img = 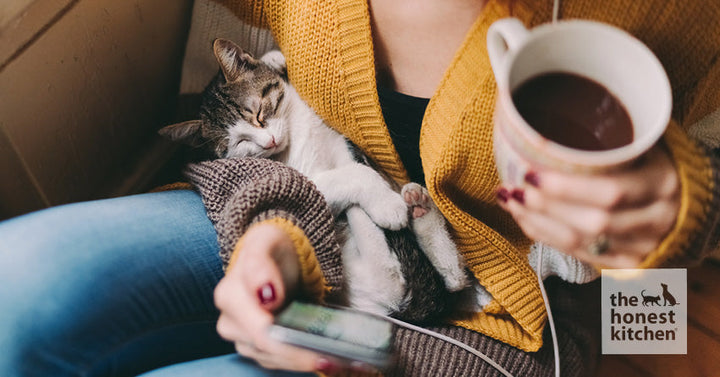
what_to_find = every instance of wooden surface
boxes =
[0,0,193,220]
[596,260,720,377]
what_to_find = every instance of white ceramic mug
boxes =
[487,18,672,186]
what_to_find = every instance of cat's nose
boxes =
[265,136,277,149]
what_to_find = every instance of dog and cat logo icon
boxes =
[640,283,680,307]
[602,268,687,354]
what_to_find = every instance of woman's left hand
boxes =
[497,145,681,268]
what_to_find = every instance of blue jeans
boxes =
[0,190,312,377]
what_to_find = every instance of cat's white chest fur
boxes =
[273,87,410,230]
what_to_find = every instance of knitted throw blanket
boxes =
[183,157,595,376]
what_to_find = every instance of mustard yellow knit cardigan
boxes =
[220,0,720,352]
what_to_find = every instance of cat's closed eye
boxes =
[256,111,266,128]
[238,103,268,128]
[238,106,256,120]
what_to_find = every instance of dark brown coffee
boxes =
[512,72,633,151]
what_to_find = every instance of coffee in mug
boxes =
[513,72,633,151]
[487,18,672,186]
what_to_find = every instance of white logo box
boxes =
[601,268,687,354]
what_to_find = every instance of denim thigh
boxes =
[139,354,315,377]
[0,190,233,377]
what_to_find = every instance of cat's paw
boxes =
[401,183,432,219]
[365,193,409,230]
[260,50,287,71]
[440,267,470,292]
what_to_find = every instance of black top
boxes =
[377,86,430,184]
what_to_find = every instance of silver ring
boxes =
[587,234,610,256]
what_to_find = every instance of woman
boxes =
[1,0,718,376]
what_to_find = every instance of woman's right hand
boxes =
[213,223,338,373]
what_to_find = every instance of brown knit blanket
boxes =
[184,158,598,377]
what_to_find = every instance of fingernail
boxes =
[257,283,276,306]
[524,171,540,187]
[496,188,510,203]
[315,358,340,374]
[511,189,525,204]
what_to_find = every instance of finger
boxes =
[529,147,678,208]
[234,340,259,357]
[215,276,273,341]
[522,187,611,236]
[234,224,299,312]
[236,251,285,312]
[219,290,327,373]
[605,200,678,237]
[499,190,583,252]
[569,234,660,268]
[216,312,249,343]
[255,337,331,372]
[501,187,660,267]
[241,328,348,374]
[234,342,291,371]
[523,187,678,238]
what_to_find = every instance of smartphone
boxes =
[267,302,394,368]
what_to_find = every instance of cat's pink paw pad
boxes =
[401,183,431,219]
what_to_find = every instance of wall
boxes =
[0,0,194,220]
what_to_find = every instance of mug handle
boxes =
[487,18,529,88]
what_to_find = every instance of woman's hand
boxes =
[497,145,681,268]
[213,224,340,374]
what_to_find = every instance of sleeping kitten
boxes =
[160,39,468,323]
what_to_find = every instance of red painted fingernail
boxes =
[315,358,340,374]
[257,283,276,306]
[511,189,525,204]
[524,171,540,187]
[496,188,510,203]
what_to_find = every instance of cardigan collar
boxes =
[334,0,550,350]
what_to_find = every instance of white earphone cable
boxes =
[538,244,561,377]
[552,0,561,23]
[381,315,515,377]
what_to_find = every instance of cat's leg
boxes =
[342,206,406,315]
[401,183,468,291]
[312,164,408,230]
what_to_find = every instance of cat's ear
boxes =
[158,120,204,146]
[260,50,288,80]
[212,38,256,82]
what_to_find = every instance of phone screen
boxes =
[268,302,394,367]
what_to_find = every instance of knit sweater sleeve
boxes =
[639,56,720,268]
[226,218,330,300]
[637,124,718,268]
[184,158,345,301]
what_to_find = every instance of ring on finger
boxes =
[587,234,611,256]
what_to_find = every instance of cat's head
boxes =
[160,39,290,159]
